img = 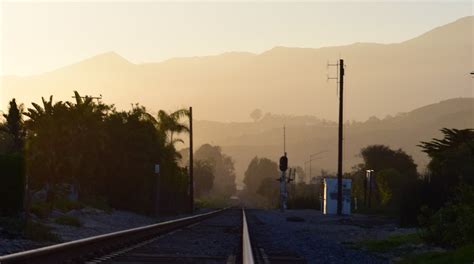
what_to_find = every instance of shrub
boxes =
[24,221,60,242]
[418,185,474,247]
[81,196,111,212]
[53,198,83,213]
[0,154,25,216]
[30,201,51,219]
[355,233,422,252]
[195,197,229,209]
[54,215,81,227]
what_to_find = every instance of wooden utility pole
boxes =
[189,107,194,213]
[337,59,344,215]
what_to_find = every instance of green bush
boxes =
[0,154,25,216]
[81,196,112,212]
[30,201,51,219]
[418,186,474,248]
[355,233,422,252]
[54,215,81,227]
[53,198,83,213]
[397,243,474,264]
[195,197,229,209]
[24,221,60,242]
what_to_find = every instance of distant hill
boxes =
[191,98,473,185]
[2,16,472,122]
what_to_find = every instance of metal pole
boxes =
[189,107,194,213]
[337,59,344,215]
[280,170,287,212]
[309,159,312,180]
[368,171,372,209]
[364,171,368,207]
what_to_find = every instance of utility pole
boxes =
[328,59,345,215]
[189,107,194,213]
[337,59,345,215]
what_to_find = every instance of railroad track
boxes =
[0,208,307,264]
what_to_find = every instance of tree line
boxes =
[0,92,193,216]
[240,128,474,248]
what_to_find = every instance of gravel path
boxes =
[101,209,242,264]
[247,209,391,264]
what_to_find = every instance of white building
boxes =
[323,178,352,215]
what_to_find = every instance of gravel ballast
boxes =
[247,209,399,264]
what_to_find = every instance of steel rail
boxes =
[242,208,255,264]
[0,208,228,264]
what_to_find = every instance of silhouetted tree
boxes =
[194,144,236,197]
[21,92,189,215]
[244,157,278,194]
[352,145,418,216]
[249,109,262,122]
[194,160,215,197]
[157,109,189,146]
[1,99,25,154]
[418,128,474,208]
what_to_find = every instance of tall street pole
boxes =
[189,107,194,213]
[337,59,344,215]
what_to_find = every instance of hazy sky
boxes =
[1,1,472,76]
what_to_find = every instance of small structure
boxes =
[323,178,352,215]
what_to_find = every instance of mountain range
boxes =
[1,16,472,122]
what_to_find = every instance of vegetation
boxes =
[349,145,418,224]
[194,160,215,197]
[194,144,236,197]
[54,215,82,227]
[1,99,25,154]
[24,221,60,242]
[0,154,25,216]
[288,181,321,210]
[397,244,474,264]
[354,233,422,253]
[0,94,193,217]
[416,129,474,247]
[243,157,279,207]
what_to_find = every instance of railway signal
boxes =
[279,155,288,172]
[278,153,288,211]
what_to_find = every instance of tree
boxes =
[21,92,190,215]
[1,99,25,154]
[244,157,278,194]
[24,96,69,196]
[376,168,400,207]
[194,160,215,197]
[418,128,474,208]
[157,109,189,146]
[243,157,279,206]
[194,144,236,197]
[294,166,306,183]
[353,145,418,211]
[249,109,262,122]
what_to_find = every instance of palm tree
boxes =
[157,109,189,146]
